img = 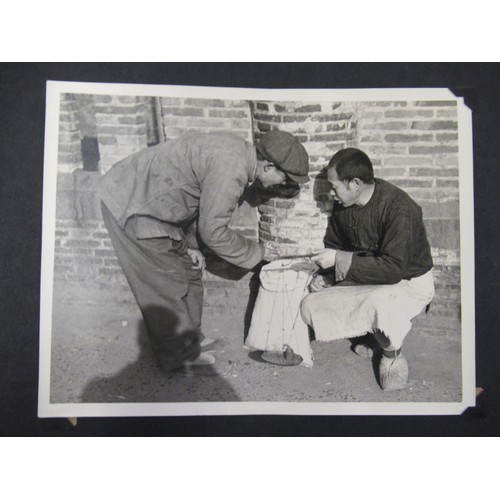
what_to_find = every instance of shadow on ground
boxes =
[49,278,464,408]
[80,319,240,403]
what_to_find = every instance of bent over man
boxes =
[301,148,434,391]
[98,130,309,372]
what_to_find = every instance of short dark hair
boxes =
[328,148,374,184]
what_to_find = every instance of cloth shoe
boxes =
[351,334,379,358]
[379,351,408,391]
[352,343,374,358]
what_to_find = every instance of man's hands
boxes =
[311,248,337,269]
[309,273,334,292]
[187,248,206,271]
[308,249,337,292]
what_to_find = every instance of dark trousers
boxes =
[101,202,204,371]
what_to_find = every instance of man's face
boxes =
[327,167,358,207]
[258,164,287,188]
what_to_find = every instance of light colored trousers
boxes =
[300,270,435,350]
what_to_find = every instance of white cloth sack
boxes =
[245,259,314,367]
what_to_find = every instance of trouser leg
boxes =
[184,264,204,331]
[368,273,435,350]
[101,202,203,371]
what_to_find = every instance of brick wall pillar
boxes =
[94,95,148,174]
[252,101,357,257]
[58,93,82,174]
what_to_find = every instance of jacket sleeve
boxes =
[197,152,264,269]
[321,213,353,281]
[324,213,346,250]
[346,204,414,284]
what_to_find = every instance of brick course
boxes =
[159,96,252,142]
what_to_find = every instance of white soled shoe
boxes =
[184,352,216,366]
[200,337,224,352]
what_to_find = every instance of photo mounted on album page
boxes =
[38,81,475,417]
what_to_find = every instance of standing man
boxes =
[98,130,309,372]
[301,148,434,391]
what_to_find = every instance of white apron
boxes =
[300,270,435,350]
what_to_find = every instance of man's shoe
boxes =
[351,334,378,358]
[177,352,217,376]
[379,351,408,391]
[201,337,224,352]
[184,352,216,366]
[352,343,374,358]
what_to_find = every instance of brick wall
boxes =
[52,93,462,336]
[94,95,149,173]
[57,94,82,174]
[54,219,116,279]
[54,93,150,294]
[253,101,357,256]
[159,97,253,142]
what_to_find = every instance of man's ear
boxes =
[263,163,276,173]
[256,159,269,177]
[351,177,363,189]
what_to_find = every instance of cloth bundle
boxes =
[245,259,314,367]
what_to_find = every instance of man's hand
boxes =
[309,274,333,292]
[187,248,206,271]
[311,249,337,269]
[262,247,277,263]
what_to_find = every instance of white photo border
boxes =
[38,81,475,417]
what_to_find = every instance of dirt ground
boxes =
[47,279,463,412]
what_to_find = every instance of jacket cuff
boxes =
[184,224,199,249]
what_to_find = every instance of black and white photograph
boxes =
[38,81,475,417]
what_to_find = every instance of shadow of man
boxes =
[80,306,240,404]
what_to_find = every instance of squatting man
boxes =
[98,130,309,372]
[301,148,435,391]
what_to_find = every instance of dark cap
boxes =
[256,130,309,183]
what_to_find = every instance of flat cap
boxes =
[257,130,309,183]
